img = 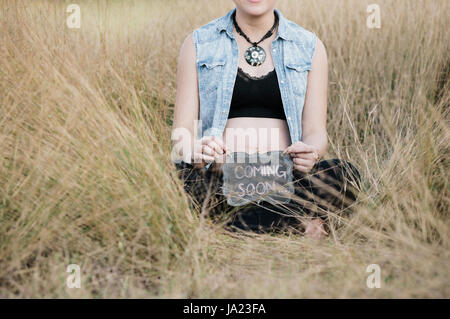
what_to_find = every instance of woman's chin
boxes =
[238,0,273,16]
[246,0,265,5]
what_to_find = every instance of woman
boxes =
[171,0,361,238]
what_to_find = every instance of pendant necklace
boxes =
[232,11,279,67]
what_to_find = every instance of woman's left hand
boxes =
[283,141,320,173]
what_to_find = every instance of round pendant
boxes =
[244,46,266,67]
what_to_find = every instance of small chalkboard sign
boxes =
[221,151,295,207]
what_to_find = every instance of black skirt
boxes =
[174,158,361,233]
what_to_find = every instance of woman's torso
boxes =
[222,23,291,155]
[193,8,317,171]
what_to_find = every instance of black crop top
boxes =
[228,67,286,120]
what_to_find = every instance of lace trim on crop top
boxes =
[228,67,286,120]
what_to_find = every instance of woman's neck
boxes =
[234,8,276,41]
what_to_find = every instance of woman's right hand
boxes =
[192,136,227,169]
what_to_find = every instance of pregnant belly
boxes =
[222,117,292,154]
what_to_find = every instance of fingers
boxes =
[290,152,317,160]
[284,142,317,154]
[293,157,315,168]
[201,136,227,154]
[284,142,320,172]
[201,145,226,164]
[211,136,227,153]
[193,152,215,163]
[192,136,228,164]
[202,144,216,157]
[292,150,318,173]
[207,139,225,155]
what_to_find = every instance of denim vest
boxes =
[192,8,317,169]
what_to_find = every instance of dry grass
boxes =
[0,0,448,298]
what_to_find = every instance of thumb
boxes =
[282,145,291,155]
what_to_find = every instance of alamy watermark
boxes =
[171,121,287,166]
[367,4,381,29]
[66,264,81,288]
[366,264,381,288]
[66,4,81,29]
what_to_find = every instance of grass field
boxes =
[0,0,448,298]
